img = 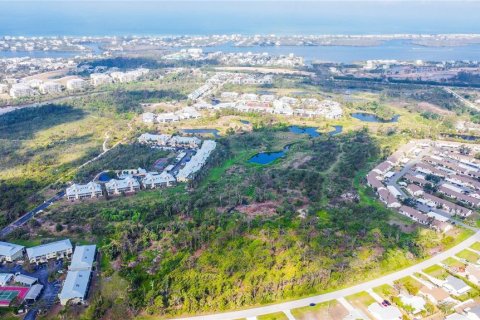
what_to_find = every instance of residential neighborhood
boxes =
[367,140,480,233]
[65,134,216,201]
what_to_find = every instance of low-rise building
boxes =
[406,184,424,197]
[66,78,87,91]
[66,182,103,200]
[399,294,425,315]
[0,83,8,94]
[367,303,402,320]
[69,245,96,271]
[0,273,13,286]
[443,275,471,295]
[0,241,25,262]
[90,73,112,87]
[25,284,43,303]
[9,84,34,98]
[142,172,176,189]
[176,140,216,182]
[399,206,429,225]
[105,177,140,195]
[14,274,38,287]
[58,270,92,305]
[39,81,62,95]
[26,239,73,264]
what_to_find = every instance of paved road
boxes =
[171,230,480,320]
[0,191,65,238]
[445,87,480,112]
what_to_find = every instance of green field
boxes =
[442,257,467,269]
[372,284,396,300]
[456,249,480,263]
[423,265,449,280]
[257,312,288,320]
[471,242,480,252]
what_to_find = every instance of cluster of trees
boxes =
[40,127,446,318]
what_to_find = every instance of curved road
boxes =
[172,230,480,320]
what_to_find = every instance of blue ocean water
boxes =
[1,1,480,62]
[1,1,480,36]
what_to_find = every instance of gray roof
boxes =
[59,270,91,302]
[446,275,469,291]
[70,245,96,271]
[26,239,72,259]
[15,274,37,286]
[0,241,24,257]
[469,305,480,316]
[25,284,43,300]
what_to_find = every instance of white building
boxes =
[169,136,201,149]
[0,241,25,262]
[14,274,38,286]
[39,81,62,95]
[138,133,172,145]
[142,172,176,189]
[66,78,87,91]
[443,275,471,295]
[399,294,425,315]
[69,245,96,271]
[9,84,34,98]
[66,182,103,200]
[176,140,216,182]
[367,303,402,320]
[105,177,140,195]
[0,273,13,286]
[0,84,8,94]
[26,239,73,264]
[142,112,156,124]
[58,270,91,305]
[90,73,112,87]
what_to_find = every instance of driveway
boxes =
[170,230,480,320]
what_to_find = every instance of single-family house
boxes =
[466,306,480,320]
[406,184,424,197]
[466,265,480,285]
[399,206,429,225]
[367,303,402,320]
[399,294,425,315]
[443,275,471,296]
[419,285,452,304]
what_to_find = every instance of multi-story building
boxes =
[66,182,103,200]
[26,239,73,264]
[105,177,140,195]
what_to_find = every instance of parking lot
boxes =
[0,259,64,317]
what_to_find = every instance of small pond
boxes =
[249,145,291,165]
[351,112,399,123]
[288,125,343,137]
[329,125,343,136]
[248,151,285,165]
[240,120,251,125]
[288,126,320,138]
